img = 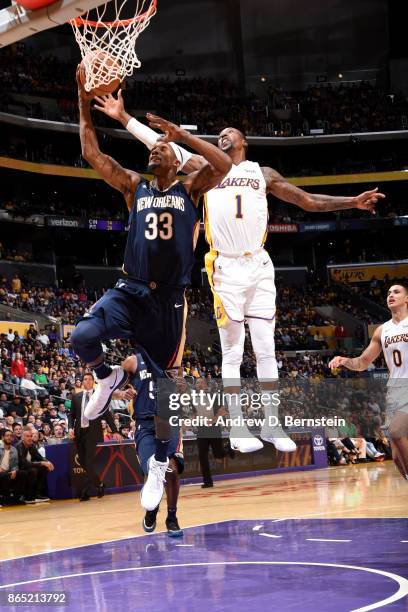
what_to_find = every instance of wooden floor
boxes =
[1,461,407,562]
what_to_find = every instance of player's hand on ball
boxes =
[328,356,348,369]
[354,187,385,214]
[93,90,125,121]
[76,65,93,101]
[146,113,186,143]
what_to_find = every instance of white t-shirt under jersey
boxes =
[204,160,268,255]
[381,316,408,383]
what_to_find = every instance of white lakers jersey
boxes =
[381,316,408,381]
[204,160,268,254]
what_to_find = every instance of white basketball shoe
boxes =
[84,365,128,420]
[230,426,264,453]
[141,455,169,511]
[261,425,297,452]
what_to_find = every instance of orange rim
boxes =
[71,0,156,28]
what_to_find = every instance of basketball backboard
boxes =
[0,0,110,47]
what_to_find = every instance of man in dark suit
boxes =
[68,372,121,501]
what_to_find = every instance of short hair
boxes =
[83,372,94,381]
[12,422,22,430]
[234,127,247,141]
[389,282,408,294]
[23,425,33,433]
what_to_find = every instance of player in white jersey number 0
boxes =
[94,91,384,454]
[330,283,408,482]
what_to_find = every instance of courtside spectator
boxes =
[16,426,54,503]
[46,423,68,445]
[0,429,26,505]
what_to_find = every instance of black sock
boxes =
[167,508,177,520]
[94,362,112,380]
[155,438,170,463]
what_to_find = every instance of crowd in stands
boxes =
[363,276,403,306]
[0,243,33,262]
[0,267,395,504]
[0,272,391,354]
[187,282,382,342]
[0,274,96,323]
[0,275,354,350]
[268,82,408,135]
[1,43,408,137]
[1,188,407,229]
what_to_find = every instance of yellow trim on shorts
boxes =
[204,248,229,328]
[262,222,268,246]
[203,194,213,248]
[172,295,189,368]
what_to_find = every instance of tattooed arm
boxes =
[261,166,385,214]
[329,325,383,371]
[77,67,140,210]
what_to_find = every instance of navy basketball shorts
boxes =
[78,278,186,374]
[135,418,184,475]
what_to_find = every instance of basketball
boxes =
[79,51,122,96]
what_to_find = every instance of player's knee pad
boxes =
[252,341,276,363]
[219,323,245,381]
[248,318,277,377]
[222,344,244,381]
[222,342,244,367]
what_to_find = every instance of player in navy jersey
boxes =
[71,68,231,511]
[115,351,184,536]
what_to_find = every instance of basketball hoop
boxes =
[70,0,157,92]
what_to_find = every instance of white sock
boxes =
[261,390,289,438]
[225,393,252,436]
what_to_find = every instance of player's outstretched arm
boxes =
[147,113,231,200]
[329,325,383,372]
[93,91,206,173]
[262,166,385,214]
[77,69,140,210]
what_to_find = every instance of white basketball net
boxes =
[70,0,157,91]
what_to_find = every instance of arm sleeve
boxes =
[126,118,193,170]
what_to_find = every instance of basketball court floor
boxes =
[1,462,407,610]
